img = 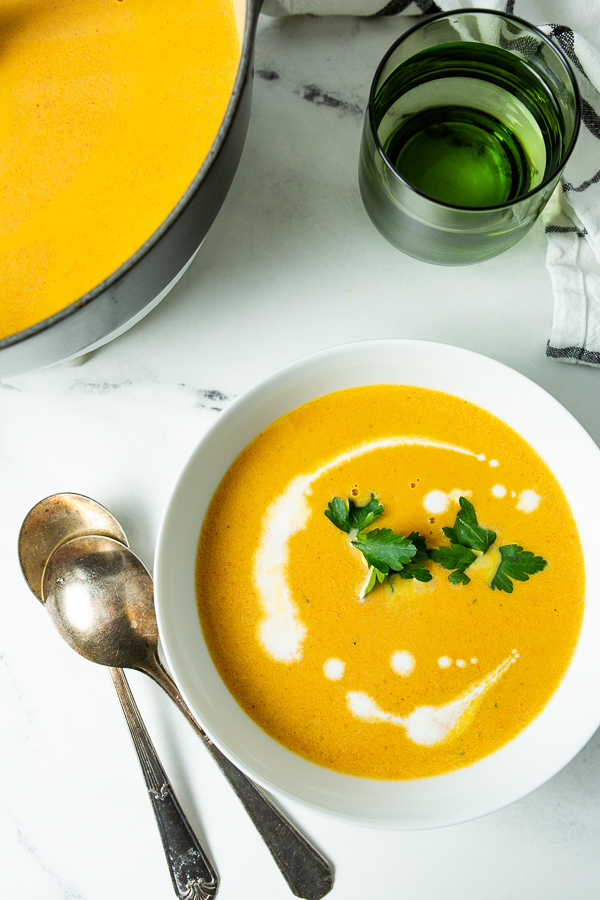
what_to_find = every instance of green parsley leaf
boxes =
[491,544,547,593]
[352,528,416,575]
[361,565,386,598]
[398,562,433,582]
[430,544,477,572]
[325,493,384,534]
[406,531,430,562]
[442,497,496,553]
[430,543,476,585]
[449,569,471,585]
[324,497,351,533]
[398,532,433,581]
[348,493,384,532]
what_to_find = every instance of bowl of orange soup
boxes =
[154,340,600,827]
[0,0,257,378]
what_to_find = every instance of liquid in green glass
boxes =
[374,42,566,208]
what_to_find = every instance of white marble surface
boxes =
[2,12,600,900]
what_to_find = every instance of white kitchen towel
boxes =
[263,0,600,366]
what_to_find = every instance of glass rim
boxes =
[366,7,582,213]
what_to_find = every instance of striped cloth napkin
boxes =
[263,0,600,367]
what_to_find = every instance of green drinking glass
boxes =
[358,9,581,266]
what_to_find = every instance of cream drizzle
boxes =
[347,651,519,746]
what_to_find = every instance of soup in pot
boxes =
[0,0,241,339]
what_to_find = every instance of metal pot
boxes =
[0,0,260,379]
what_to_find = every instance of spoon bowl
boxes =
[19,493,127,603]
[43,535,156,671]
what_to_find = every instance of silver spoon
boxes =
[19,495,219,900]
[38,529,333,899]
[18,492,128,602]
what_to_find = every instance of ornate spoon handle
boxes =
[142,655,334,900]
[110,666,219,900]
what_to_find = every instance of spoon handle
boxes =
[142,656,333,900]
[109,666,219,900]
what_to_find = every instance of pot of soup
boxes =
[0,0,259,378]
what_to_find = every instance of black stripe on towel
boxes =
[373,0,441,15]
[581,98,600,141]
[546,24,589,80]
[547,343,600,365]
[563,168,600,193]
[545,225,588,236]
[420,0,442,11]
[373,0,416,15]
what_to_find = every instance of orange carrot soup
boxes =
[195,386,584,779]
[0,0,240,339]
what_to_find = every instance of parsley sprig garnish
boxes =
[325,494,431,596]
[491,544,547,593]
[430,497,495,585]
[325,494,384,533]
[441,496,496,554]
[325,492,547,596]
[399,532,435,582]
[352,528,418,580]
[430,543,477,585]
[432,496,547,590]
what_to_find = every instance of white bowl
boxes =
[154,339,600,829]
